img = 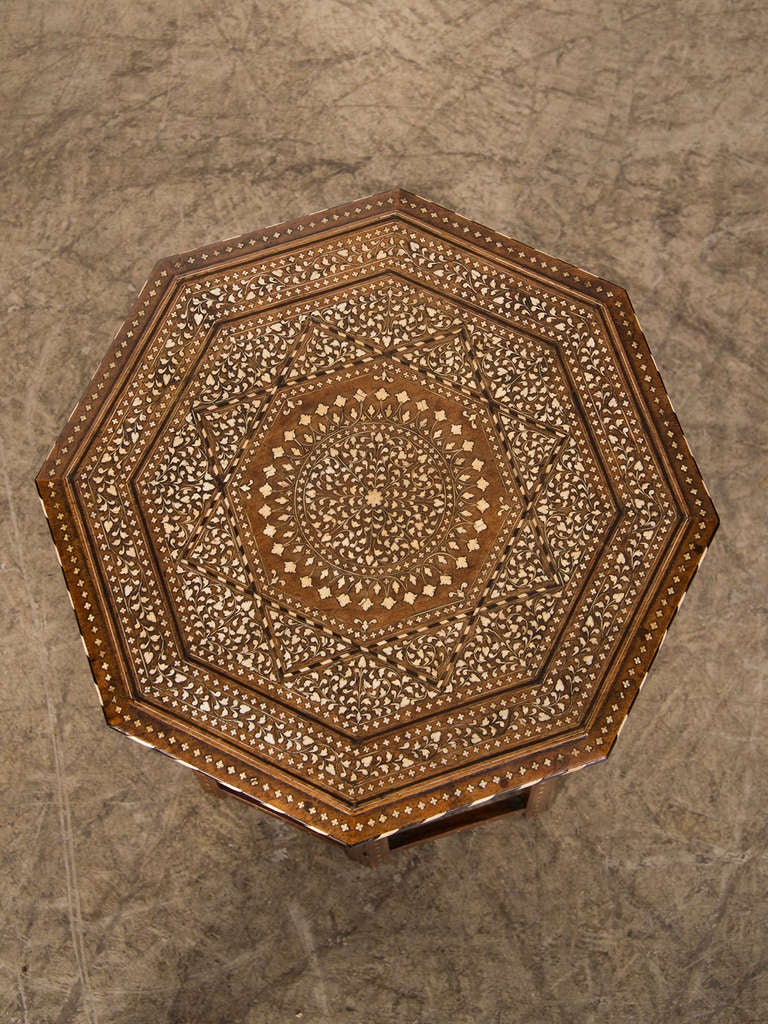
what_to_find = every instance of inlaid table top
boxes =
[37,189,718,851]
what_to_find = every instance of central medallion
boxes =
[230,361,520,640]
[295,419,455,576]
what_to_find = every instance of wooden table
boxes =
[37,190,718,862]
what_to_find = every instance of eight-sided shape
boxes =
[37,189,718,852]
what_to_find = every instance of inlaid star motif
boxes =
[134,291,611,735]
[40,192,715,847]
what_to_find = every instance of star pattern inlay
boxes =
[136,287,612,735]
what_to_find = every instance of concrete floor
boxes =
[2,2,766,1022]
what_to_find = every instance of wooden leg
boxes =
[197,773,226,799]
[344,836,391,867]
[524,776,564,817]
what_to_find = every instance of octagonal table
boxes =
[37,189,718,864]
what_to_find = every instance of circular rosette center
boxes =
[295,421,455,576]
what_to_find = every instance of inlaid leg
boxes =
[197,773,226,799]
[524,776,564,817]
[344,836,391,867]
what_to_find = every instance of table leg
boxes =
[344,837,391,867]
[197,773,226,799]
[524,776,563,817]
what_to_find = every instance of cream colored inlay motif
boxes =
[298,420,453,576]
[78,245,674,790]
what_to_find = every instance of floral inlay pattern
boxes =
[298,420,452,575]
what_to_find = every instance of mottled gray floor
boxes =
[1,2,766,1022]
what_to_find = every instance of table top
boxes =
[38,189,718,847]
